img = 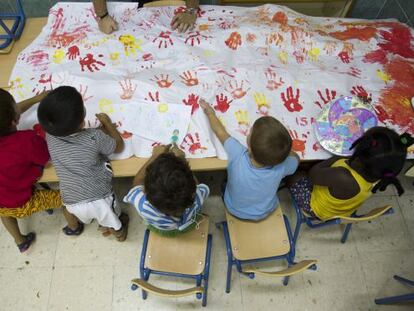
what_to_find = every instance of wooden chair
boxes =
[131,215,212,306]
[143,0,185,7]
[290,192,394,244]
[221,207,317,293]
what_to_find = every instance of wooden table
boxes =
[0,18,227,183]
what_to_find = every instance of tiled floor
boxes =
[0,167,413,311]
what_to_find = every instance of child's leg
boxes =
[1,216,25,244]
[110,213,129,242]
[62,206,83,233]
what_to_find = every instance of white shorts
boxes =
[66,194,122,230]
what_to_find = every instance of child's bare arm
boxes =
[17,91,50,114]
[309,156,345,187]
[199,99,230,144]
[132,145,171,186]
[96,113,124,153]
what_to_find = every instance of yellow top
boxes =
[310,159,374,220]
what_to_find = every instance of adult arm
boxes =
[171,0,199,33]
[92,0,118,34]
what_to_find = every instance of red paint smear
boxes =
[364,49,388,64]
[376,58,414,133]
[272,11,287,25]
[329,27,377,41]
[377,26,414,59]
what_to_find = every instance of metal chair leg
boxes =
[375,293,414,304]
[394,275,414,287]
[341,223,352,243]
[202,234,212,307]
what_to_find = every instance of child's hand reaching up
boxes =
[96,113,112,127]
[199,99,215,116]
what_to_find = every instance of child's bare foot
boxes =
[114,213,129,242]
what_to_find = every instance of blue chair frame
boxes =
[131,229,213,307]
[375,275,414,305]
[0,0,25,50]
[290,193,394,244]
[221,213,316,293]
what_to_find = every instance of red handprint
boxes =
[79,84,93,103]
[350,85,372,101]
[180,133,207,155]
[151,141,161,147]
[145,91,160,102]
[119,79,137,100]
[179,71,199,87]
[174,7,205,18]
[225,80,250,99]
[66,45,80,60]
[314,88,337,109]
[33,123,46,138]
[153,31,173,49]
[246,33,256,43]
[348,67,361,78]
[338,51,351,64]
[214,93,233,113]
[31,74,52,95]
[151,74,174,88]
[185,31,210,46]
[313,142,321,152]
[225,32,242,50]
[281,87,303,112]
[121,131,133,139]
[142,53,153,61]
[265,71,284,91]
[289,129,307,157]
[182,93,200,115]
[79,53,105,72]
[219,20,237,30]
[293,48,306,64]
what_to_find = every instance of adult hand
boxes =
[98,15,118,34]
[152,144,171,157]
[171,12,196,33]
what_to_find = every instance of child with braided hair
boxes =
[287,127,413,220]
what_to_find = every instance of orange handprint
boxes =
[119,79,137,100]
[266,32,283,46]
[288,129,307,157]
[225,80,250,99]
[225,32,242,50]
[179,70,199,87]
[151,74,174,88]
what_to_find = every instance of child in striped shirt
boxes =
[124,144,209,236]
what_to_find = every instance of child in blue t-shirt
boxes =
[124,144,209,236]
[200,99,299,220]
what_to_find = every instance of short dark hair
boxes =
[250,116,292,166]
[350,126,408,196]
[144,153,197,217]
[0,88,17,136]
[38,86,84,136]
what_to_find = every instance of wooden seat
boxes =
[326,205,393,224]
[145,215,209,275]
[131,279,203,298]
[144,0,185,7]
[225,208,290,261]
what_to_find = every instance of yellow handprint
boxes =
[376,69,392,83]
[53,49,65,64]
[98,98,114,115]
[278,51,288,64]
[109,52,120,66]
[235,110,250,136]
[253,92,270,116]
[308,47,320,62]
[119,34,142,56]
[9,77,30,100]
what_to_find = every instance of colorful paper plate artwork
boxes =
[315,96,378,156]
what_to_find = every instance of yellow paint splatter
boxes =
[234,109,249,125]
[203,50,215,57]
[119,34,142,56]
[278,51,288,64]
[308,47,320,62]
[376,69,392,83]
[98,98,114,114]
[158,103,168,113]
[53,49,65,64]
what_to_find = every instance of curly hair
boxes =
[144,153,197,217]
[0,89,17,136]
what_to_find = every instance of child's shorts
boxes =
[65,194,122,230]
[288,177,318,218]
[0,189,62,218]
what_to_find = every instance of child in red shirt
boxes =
[0,89,62,252]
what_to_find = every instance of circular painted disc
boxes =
[314,96,378,156]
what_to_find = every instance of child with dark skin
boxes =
[287,127,411,220]
[0,89,62,252]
